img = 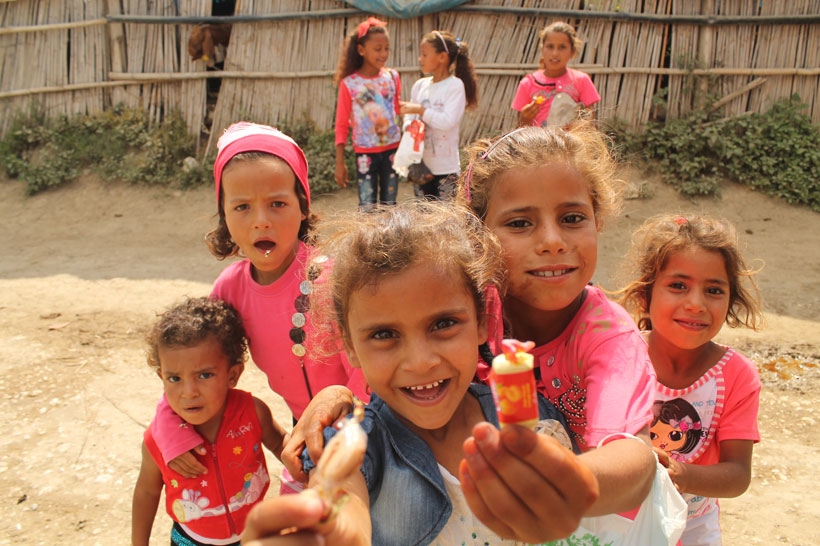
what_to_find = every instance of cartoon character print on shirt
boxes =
[173,489,226,523]
[651,398,706,461]
[352,82,400,147]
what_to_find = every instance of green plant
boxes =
[615,95,820,211]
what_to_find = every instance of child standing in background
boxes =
[512,22,600,128]
[151,122,368,488]
[240,201,599,545]
[132,297,287,546]
[400,30,478,199]
[334,17,402,211]
[618,213,763,546]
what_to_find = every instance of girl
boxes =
[512,22,600,128]
[150,122,368,485]
[132,297,287,546]
[283,124,657,542]
[618,213,763,546]
[400,30,478,199]
[241,200,599,545]
[334,16,402,211]
[456,123,658,534]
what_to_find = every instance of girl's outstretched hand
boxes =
[241,488,369,546]
[517,100,540,126]
[459,422,599,543]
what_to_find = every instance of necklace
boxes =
[288,255,327,400]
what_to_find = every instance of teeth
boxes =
[532,269,569,277]
[407,380,442,391]
[264,249,271,257]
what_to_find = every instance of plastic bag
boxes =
[393,119,425,178]
[544,439,687,546]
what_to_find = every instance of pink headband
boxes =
[357,17,387,40]
[214,122,310,208]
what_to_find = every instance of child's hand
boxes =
[282,386,356,483]
[334,162,349,188]
[167,444,208,478]
[654,446,684,492]
[459,422,599,543]
[518,100,541,126]
[399,101,423,117]
[241,488,369,545]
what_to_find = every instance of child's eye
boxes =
[233,204,248,212]
[668,281,686,291]
[432,318,458,331]
[706,287,725,296]
[271,201,286,209]
[199,372,215,380]
[505,218,531,229]
[371,329,397,341]
[562,213,587,225]
[166,375,180,383]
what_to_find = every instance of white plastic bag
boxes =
[544,439,687,546]
[393,119,425,178]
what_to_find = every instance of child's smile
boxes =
[344,263,487,435]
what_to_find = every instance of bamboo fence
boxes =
[1,0,819,153]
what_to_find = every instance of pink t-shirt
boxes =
[335,68,402,153]
[151,242,369,462]
[480,285,655,451]
[511,68,600,127]
[652,347,760,524]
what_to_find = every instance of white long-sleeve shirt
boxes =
[404,75,466,175]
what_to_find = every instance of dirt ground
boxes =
[1,171,818,545]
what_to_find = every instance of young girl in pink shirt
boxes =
[618,213,763,546]
[512,22,600,128]
[334,17,402,210]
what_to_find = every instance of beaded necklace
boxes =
[288,255,327,400]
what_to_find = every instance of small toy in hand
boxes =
[310,399,367,520]
[489,339,538,429]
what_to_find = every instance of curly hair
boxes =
[308,200,505,351]
[146,297,248,371]
[334,23,389,85]
[204,152,317,259]
[455,123,623,230]
[616,213,763,331]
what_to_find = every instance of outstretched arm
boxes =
[459,422,599,543]
[254,397,288,461]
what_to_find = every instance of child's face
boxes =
[648,247,731,351]
[541,31,574,77]
[418,40,448,76]
[357,33,390,71]
[484,162,599,321]
[157,335,242,437]
[344,263,487,434]
[221,156,306,285]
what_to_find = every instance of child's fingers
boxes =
[168,451,208,478]
[460,422,598,542]
[241,490,327,545]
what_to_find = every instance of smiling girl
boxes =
[618,213,763,546]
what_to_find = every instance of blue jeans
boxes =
[355,149,398,211]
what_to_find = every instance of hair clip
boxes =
[464,127,527,203]
[674,216,688,226]
[433,30,448,54]
[357,17,387,40]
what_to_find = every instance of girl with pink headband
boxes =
[148,121,369,492]
[334,17,402,211]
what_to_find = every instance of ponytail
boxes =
[453,39,478,109]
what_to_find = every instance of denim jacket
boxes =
[303,383,573,546]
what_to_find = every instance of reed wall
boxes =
[1,0,819,152]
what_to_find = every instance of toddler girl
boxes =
[241,200,599,545]
[618,213,763,546]
[400,30,478,199]
[132,297,287,546]
[152,122,368,483]
[512,22,600,128]
[334,16,402,210]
